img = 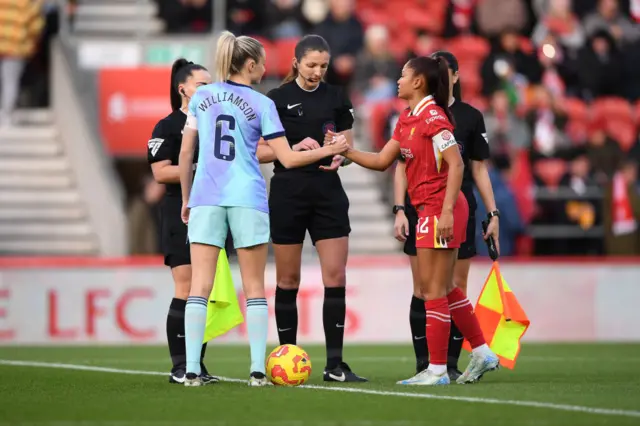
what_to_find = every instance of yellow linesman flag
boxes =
[203,249,244,343]
[463,262,530,369]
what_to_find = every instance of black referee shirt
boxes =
[147,109,198,197]
[400,99,489,213]
[267,80,354,173]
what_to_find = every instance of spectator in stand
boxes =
[584,0,640,46]
[537,34,573,98]
[128,175,164,255]
[0,0,43,128]
[476,0,528,38]
[474,155,524,257]
[352,25,400,107]
[531,0,585,53]
[480,28,543,96]
[577,29,624,100]
[406,30,442,61]
[604,159,640,254]
[314,0,364,87]
[526,86,570,160]
[265,0,309,40]
[442,0,478,37]
[583,123,624,183]
[557,151,602,255]
[484,90,531,153]
[156,0,212,33]
[226,0,265,36]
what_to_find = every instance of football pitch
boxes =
[0,343,639,426]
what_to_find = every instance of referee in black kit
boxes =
[261,35,367,382]
[393,51,500,380]
[147,58,274,384]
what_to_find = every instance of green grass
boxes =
[0,344,639,425]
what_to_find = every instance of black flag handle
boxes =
[482,220,499,261]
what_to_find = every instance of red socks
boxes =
[425,298,450,365]
[447,287,485,349]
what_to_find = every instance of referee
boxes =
[263,35,367,382]
[393,51,500,380]
[147,58,276,384]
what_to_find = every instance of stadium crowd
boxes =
[2,0,640,256]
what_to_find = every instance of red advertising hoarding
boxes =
[99,68,171,156]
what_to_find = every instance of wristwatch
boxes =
[487,210,500,220]
[392,205,405,215]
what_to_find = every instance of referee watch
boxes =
[392,205,405,215]
[487,210,500,220]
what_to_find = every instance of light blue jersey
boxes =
[186,80,285,213]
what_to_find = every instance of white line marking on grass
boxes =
[1,359,639,419]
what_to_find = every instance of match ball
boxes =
[266,344,312,386]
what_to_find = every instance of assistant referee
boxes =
[393,51,500,380]
[262,35,366,382]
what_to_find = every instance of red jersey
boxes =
[393,96,457,216]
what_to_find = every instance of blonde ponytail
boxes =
[215,31,236,82]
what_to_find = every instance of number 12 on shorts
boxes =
[416,216,447,249]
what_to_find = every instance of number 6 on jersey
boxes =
[214,114,236,161]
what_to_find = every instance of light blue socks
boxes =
[246,298,268,374]
[185,296,208,375]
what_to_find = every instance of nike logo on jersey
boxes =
[336,323,345,328]
[413,335,425,340]
[416,236,425,240]
[453,336,464,341]
[278,328,292,332]
[148,138,164,156]
[287,103,302,109]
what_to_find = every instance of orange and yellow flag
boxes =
[463,262,530,369]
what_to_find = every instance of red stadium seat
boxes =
[274,38,299,77]
[605,120,638,152]
[533,158,567,189]
[252,36,277,77]
[562,97,589,122]
[591,97,634,124]
[369,100,395,150]
[565,119,588,144]
[510,149,534,223]
[447,35,491,62]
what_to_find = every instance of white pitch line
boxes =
[1,359,639,419]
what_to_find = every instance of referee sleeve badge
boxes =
[148,138,164,157]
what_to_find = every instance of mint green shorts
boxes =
[187,206,270,249]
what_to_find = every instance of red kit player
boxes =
[337,56,499,385]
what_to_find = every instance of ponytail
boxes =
[170,58,190,111]
[214,31,264,82]
[282,63,298,84]
[169,58,208,111]
[215,31,237,82]
[434,57,455,126]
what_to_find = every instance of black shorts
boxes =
[403,202,477,259]
[269,171,350,245]
[160,197,191,268]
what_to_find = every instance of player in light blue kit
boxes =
[178,31,349,387]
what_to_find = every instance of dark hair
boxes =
[170,58,207,111]
[407,56,455,126]
[431,50,462,101]
[282,35,331,84]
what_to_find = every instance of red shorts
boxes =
[415,196,469,249]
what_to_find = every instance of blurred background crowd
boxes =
[2,0,640,258]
